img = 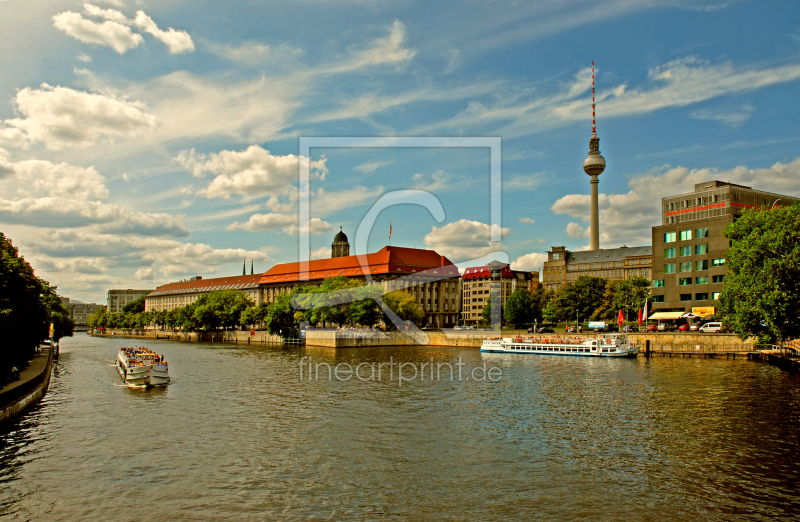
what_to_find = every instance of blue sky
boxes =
[1,0,799,304]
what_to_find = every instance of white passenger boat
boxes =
[116,347,170,386]
[481,334,638,357]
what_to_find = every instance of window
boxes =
[679,230,692,241]
[695,293,709,301]
[679,262,692,273]
[695,276,708,284]
[695,244,709,255]
[712,292,721,300]
[712,258,725,267]
[679,277,692,286]
[664,248,676,259]
[696,260,709,271]
[712,275,725,283]
[665,232,676,243]
[696,227,709,238]
[652,295,665,303]
[553,253,560,260]
[680,246,692,257]
[652,280,664,287]
[680,294,692,301]
[664,263,676,274]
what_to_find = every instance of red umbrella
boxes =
[637,309,643,325]
[617,309,624,326]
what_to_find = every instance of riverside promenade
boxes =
[0,347,54,424]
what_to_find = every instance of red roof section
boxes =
[462,265,514,280]
[259,246,459,284]
[148,274,263,297]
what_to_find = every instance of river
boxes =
[1,333,799,520]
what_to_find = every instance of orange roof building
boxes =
[260,245,462,328]
[145,274,263,312]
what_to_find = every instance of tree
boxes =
[720,203,800,343]
[548,276,607,323]
[266,293,299,337]
[611,276,651,322]
[480,297,503,327]
[592,281,619,321]
[504,288,534,326]
[122,294,148,314]
[382,290,424,327]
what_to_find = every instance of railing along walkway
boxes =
[646,343,754,358]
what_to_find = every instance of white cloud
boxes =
[312,185,384,215]
[0,158,108,198]
[354,159,394,173]
[518,217,535,224]
[0,84,158,149]
[423,219,510,261]
[53,11,143,54]
[208,41,303,66]
[310,247,330,260]
[444,48,463,74]
[410,170,471,194]
[283,217,335,235]
[511,252,547,273]
[83,3,128,23]
[134,268,157,280]
[77,52,92,62]
[95,0,124,6]
[551,156,800,247]
[323,20,416,75]
[566,222,588,238]
[690,105,754,127]
[226,213,295,233]
[176,145,328,199]
[133,11,194,54]
[503,172,551,191]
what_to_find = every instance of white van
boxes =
[699,322,723,333]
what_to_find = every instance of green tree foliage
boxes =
[381,290,424,327]
[191,290,255,330]
[592,280,619,321]
[503,288,534,326]
[548,276,607,323]
[611,276,651,321]
[1,233,74,382]
[121,294,149,314]
[720,203,800,343]
[266,292,300,337]
[480,296,503,327]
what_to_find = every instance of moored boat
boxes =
[481,334,638,357]
[116,346,170,386]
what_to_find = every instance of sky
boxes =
[1,0,799,305]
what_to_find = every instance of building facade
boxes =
[69,301,105,325]
[259,244,461,328]
[107,289,152,313]
[460,262,539,324]
[543,246,652,291]
[145,275,263,312]
[650,180,798,313]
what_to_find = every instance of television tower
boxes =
[583,61,605,251]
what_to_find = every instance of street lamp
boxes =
[772,198,781,209]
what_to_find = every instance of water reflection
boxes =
[0,333,798,520]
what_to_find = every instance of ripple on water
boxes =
[1,334,799,520]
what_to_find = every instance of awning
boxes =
[648,312,685,320]
[680,312,699,319]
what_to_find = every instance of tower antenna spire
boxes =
[592,60,597,135]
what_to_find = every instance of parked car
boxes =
[646,324,658,332]
[537,327,554,333]
[601,325,619,332]
[657,323,676,332]
[678,324,690,332]
[622,325,639,333]
[689,323,700,331]
[699,322,723,333]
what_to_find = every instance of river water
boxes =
[1,333,799,521]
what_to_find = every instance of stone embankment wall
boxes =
[90,329,286,344]
[0,348,54,425]
[304,330,753,349]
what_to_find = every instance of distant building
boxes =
[68,300,105,326]
[650,180,799,313]
[460,261,540,325]
[145,274,263,312]
[542,246,652,291]
[107,289,152,314]
[260,240,461,328]
[331,227,350,258]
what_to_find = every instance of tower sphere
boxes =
[583,150,606,176]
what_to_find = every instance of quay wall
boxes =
[0,348,54,425]
[89,329,287,344]
[304,330,753,349]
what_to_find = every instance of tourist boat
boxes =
[116,346,170,386]
[480,334,638,357]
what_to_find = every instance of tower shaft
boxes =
[590,175,600,250]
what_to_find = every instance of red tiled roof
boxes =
[259,246,459,284]
[462,265,514,280]
[148,274,263,297]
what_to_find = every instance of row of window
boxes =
[650,292,721,303]
[665,244,710,258]
[652,275,724,287]
[664,227,710,243]
[663,258,725,273]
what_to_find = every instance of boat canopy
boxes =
[648,311,685,320]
